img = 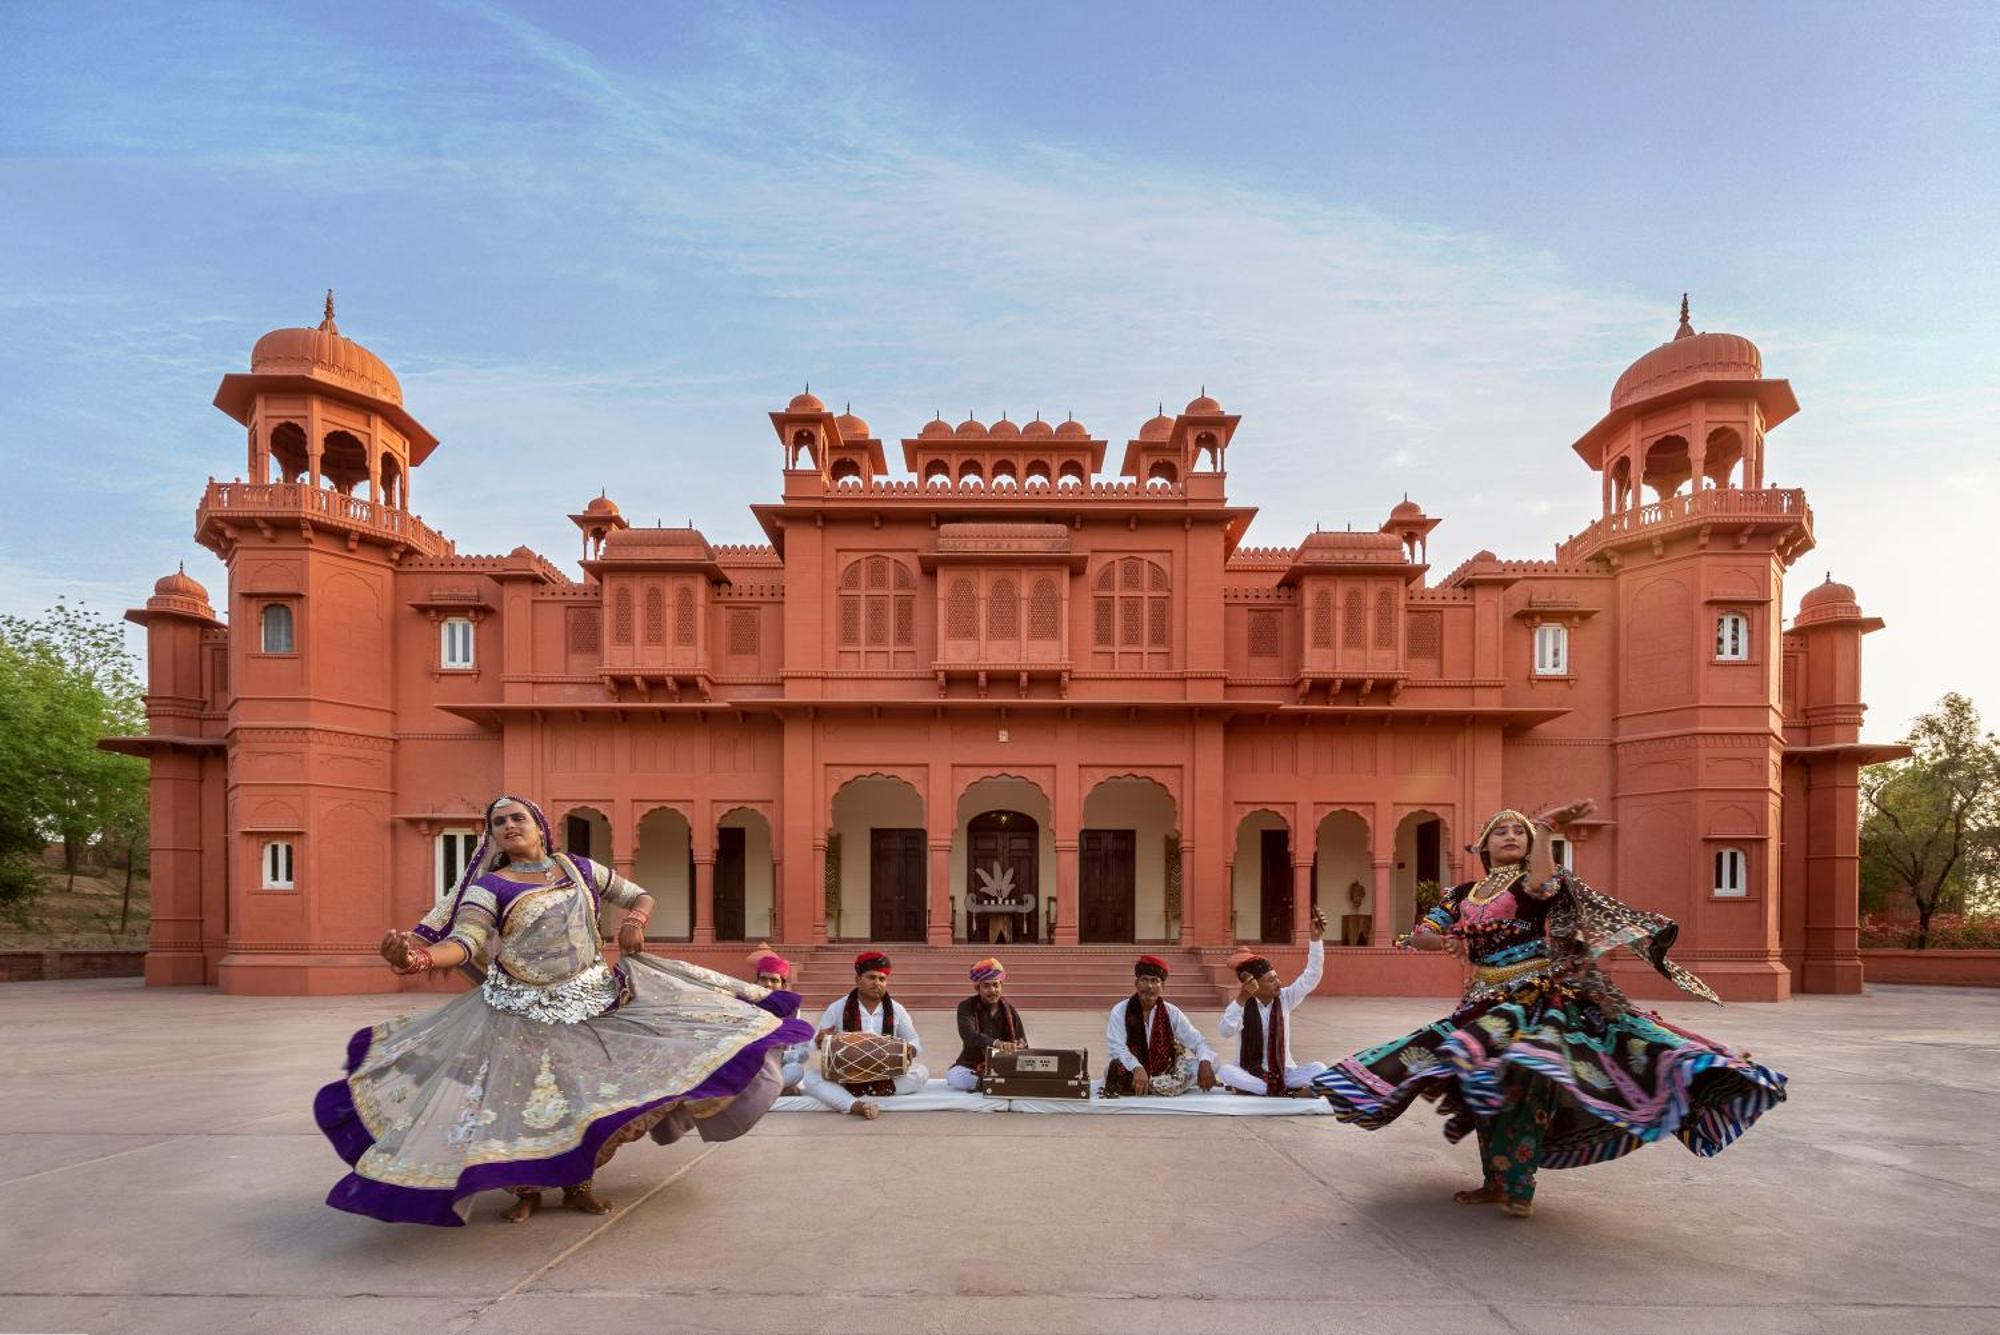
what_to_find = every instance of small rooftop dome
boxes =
[1054,418,1089,439]
[1800,575,1858,611]
[1022,417,1054,439]
[955,417,987,439]
[835,411,871,439]
[1389,498,1425,521]
[919,417,953,439]
[249,291,402,406]
[1139,412,1174,441]
[1185,392,1223,415]
[787,390,825,413]
[585,493,620,516]
[990,417,1021,438]
[153,566,209,601]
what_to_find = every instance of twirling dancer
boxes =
[313,795,811,1226]
[1312,800,1787,1218]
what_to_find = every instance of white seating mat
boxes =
[771,1078,1332,1116]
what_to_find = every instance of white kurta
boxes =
[1218,938,1328,1093]
[800,995,930,1112]
[1105,998,1217,1073]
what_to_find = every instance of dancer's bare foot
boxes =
[503,1190,541,1223]
[562,1184,613,1215]
[1452,1184,1505,1205]
[1501,1198,1535,1218]
[848,1101,879,1120]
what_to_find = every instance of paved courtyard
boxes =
[0,979,1994,1335]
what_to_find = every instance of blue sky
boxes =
[1,1,1993,736]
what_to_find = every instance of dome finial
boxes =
[319,289,338,336]
[1674,293,1693,341]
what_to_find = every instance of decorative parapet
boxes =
[1555,487,1813,563]
[197,480,453,557]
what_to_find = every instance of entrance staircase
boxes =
[789,943,1240,1011]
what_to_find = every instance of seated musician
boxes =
[800,950,929,1120]
[945,957,1029,1091]
[749,943,809,1094]
[1218,907,1330,1097]
[1103,954,1217,1096]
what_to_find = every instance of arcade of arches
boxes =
[115,300,1906,1001]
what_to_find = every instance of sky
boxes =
[0,1,1994,739]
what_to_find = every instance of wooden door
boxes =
[967,811,1039,942]
[1259,828,1292,943]
[869,828,927,941]
[1416,818,1442,886]
[714,826,746,941]
[1079,829,1136,943]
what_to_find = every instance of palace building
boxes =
[114,298,1905,1002]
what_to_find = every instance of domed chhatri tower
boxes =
[115,297,1899,1000]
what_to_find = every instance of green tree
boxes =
[1860,693,2000,948]
[0,602,150,909]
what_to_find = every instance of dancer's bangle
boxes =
[621,909,651,932]
[391,941,435,975]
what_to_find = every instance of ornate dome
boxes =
[1185,393,1223,415]
[1054,418,1089,439]
[250,293,402,406]
[584,493,620,516]
[1022,418,1054,439]
[153,566,209,601]
[787,391,825,413]
[954,417,987,439]
[1800,575,1858,611]
[1611,298,1762,410]
[990,417,1021,438]
[1139,412,1174,441]
[919,417,953,439]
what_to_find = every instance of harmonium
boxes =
[980,1047,1090,1100]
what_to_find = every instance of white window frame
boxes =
[435,828,479,904]
[261,839,295,890]
[1715,610,1750,662]
[1713,847,1749,897]
[1548,836,1574,872]
[440,616,476,670]
[259,602,295,654]
[1533,622,1569,676]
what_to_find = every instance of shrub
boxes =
[1860,912,2000,949]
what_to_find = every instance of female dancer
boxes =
[1313,801,1786,1217]
[313,795,811,1226]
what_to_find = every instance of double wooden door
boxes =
[869,828,927,941]
[1079,828,1136,943]
[966,811,1039,942]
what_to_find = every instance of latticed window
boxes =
[1248,609,1281,659]
[1311,590,1333,649]
[1374,588,1396,649]
[946,577,977,639]
[1407,610,1442,658]
[1093,558,1171,656]
[838,556,916,651]
[1028,579,1059,640]
[613,588,633,646]
[727,608,759,656]
[674,586,696,647]
[1342,588,1364,649]
[569,607,599,654]
[988,577,1018,639]
[643,587,665,645]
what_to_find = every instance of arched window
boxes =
[988,576,1018,639]
[946,577,977,639]
[643,587,665,645]
[612,587,633,646]
[1715,611,1750,661]
[1342,588,1364,649]
[1533,623,1569,675]
[440,616,475,669]
[829,458,863,488]
[1146,459,1177,488]
[1057,462,1086,490]
[261,839,295,889]
[1373,588,1396,649]
[839,556,916,651]
[1713,848,1748,897]
[674,586,697,647]
[1310,589,1333,649]
[259,603,295,654]
[1092,558,1171,654]
[1028,578,1060,641]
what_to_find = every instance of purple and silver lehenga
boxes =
[1312,864,1787,1208]
[313,849,810,1226]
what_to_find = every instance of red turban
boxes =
[854,950,892,976]
[1134,954,1170,979]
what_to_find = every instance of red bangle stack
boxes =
[391,942,435,975]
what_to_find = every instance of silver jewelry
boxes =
[508,856,556,873]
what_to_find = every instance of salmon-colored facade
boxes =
[116,299,1904,1001]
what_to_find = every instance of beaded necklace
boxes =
[1465,864,1526,905]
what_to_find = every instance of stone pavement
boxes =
[0,979,1995,1335]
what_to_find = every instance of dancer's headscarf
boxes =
[411,796,565,974]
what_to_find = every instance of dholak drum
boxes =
[821,1031,912,1096]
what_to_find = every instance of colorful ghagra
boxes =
[1312,870,1786,1202]
[314,854,811,1226]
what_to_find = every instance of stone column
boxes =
[692,853,716,945]
[1371,858,1395,947]
[1292,859,1313,945]
[928,837,952,945]
[1176,840,1194,947]
[1054,838,1079,945]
